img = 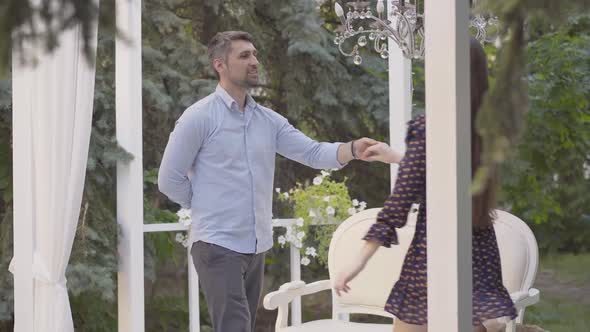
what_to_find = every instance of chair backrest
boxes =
[327,208,538,318]
[493,210,539,295]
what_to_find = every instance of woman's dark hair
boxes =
[470,37,496,229]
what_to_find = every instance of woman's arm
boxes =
[333,239,381,296]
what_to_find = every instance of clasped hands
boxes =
[353,138,402,164]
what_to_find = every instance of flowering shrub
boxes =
[275,170,366,266]
[172,170,366,267]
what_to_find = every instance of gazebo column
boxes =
[425,0,473,331]
[116,0,145,331]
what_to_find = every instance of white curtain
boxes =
[10,1,99,330]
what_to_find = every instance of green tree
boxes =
[500,15,590,253]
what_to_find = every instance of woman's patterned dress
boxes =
[363,115,517,325]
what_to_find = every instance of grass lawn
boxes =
[524,253,590,331]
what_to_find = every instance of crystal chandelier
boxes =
[469,14,499,44]
[333,0,497,64]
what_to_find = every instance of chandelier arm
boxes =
[374,37,385,54]
[417,28,425,58]
[365,14,403,51]
[396,14,414,54]
[338,42,360,57]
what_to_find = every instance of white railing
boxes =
[143,218,304,331]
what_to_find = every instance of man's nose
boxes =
[251,56,259,66]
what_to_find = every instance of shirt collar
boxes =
[215,84,258,112]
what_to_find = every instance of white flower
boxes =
[305,247,318,257]
[297,231,306,240]
[584,162,590,180]
[275,188,281,193]
[313,176,323,185]
[177,209,192,226]
[278,235,286,246]
[309,209,317,217]
[181,239,189,248]
[348,207,357,215]
[285,225,294,236]
[326,206,335,216]
[181,217,192,227]
[293,239,303,249]
[296,218,304,227]
[283,192,290,199]
[323,196,331,202]
[301,256,311,266]
[175,233,185,243]
[321,170,330,178]
[359,201,367,210]
[286,233,295,242]
[352,199,359,207]
[176,208,191,219]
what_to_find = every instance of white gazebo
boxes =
[11,0,474,331]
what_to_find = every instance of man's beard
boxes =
[228,67,259,88]
[237,74,259,88]
[228,76,258,89]
[246,76,259,87]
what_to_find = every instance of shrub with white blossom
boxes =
[275,169,366,266]
[174,208,192,248]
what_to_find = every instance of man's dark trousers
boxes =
[191,241,265,332]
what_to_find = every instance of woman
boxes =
[335,39,517,332]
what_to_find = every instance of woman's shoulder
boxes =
[406,115,426,141]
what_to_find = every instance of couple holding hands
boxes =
[158,31,516,332]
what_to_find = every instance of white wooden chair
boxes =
[263,208,540,332]
[494,210,541,332]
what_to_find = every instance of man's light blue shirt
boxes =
[158,85,345,253]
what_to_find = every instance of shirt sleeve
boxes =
[275,116,345,170]
[158,107,209,209]
[363,117,426,247]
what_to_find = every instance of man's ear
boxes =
[213,58,224,75]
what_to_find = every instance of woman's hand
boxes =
[333,240,381,296]
[333,259,366,296]
[361,142,403,164]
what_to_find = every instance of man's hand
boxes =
[352,137,379,161]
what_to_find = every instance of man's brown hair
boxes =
[207,31,255,79]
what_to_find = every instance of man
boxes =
[158,31,377,332]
